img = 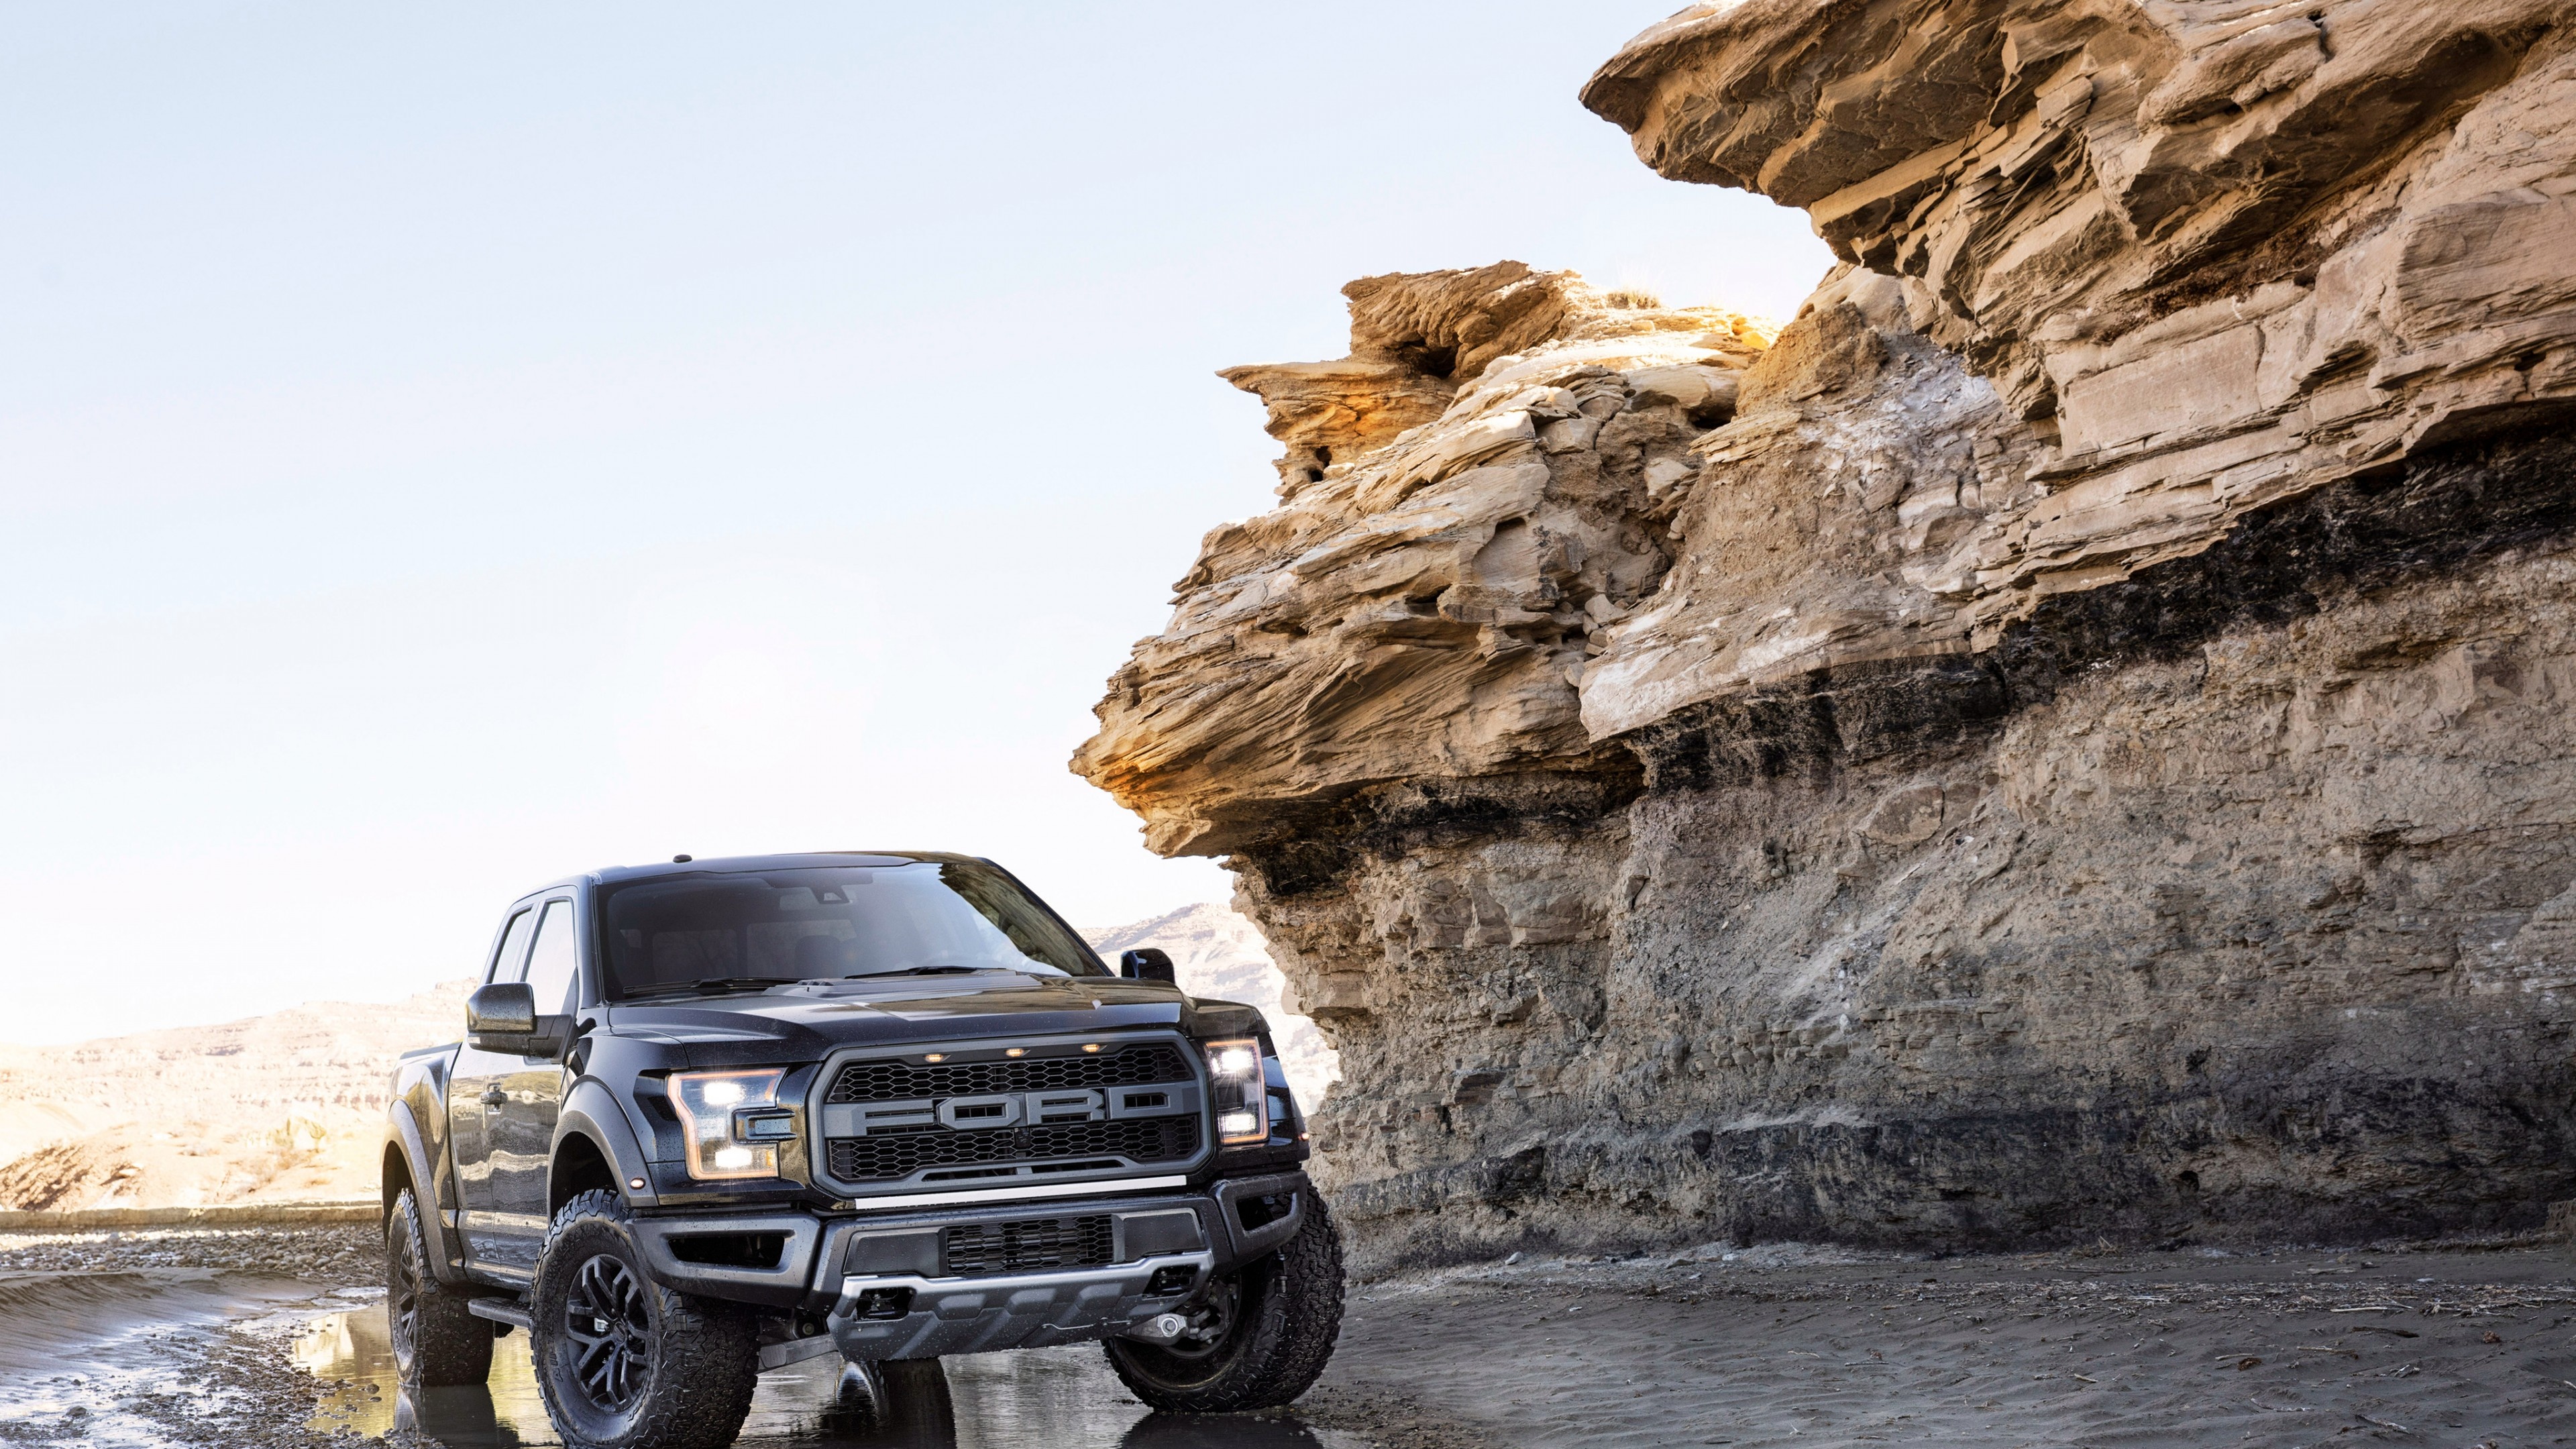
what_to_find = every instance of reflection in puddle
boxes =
[296,1306,1363,1448]
[0,1272,356,1449]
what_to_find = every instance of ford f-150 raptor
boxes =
[380,851,1340,1449]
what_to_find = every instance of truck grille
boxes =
[941,1216,1113,1276]
[819,1039,1205,1190]
[828,1116,1196,1183]
[826,1044,1191,1103]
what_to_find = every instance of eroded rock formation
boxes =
[1077,1,2576,1269]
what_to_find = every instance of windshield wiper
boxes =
[844,965,989,978]
[625,977,794,998]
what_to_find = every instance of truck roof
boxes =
[588,850,965,886]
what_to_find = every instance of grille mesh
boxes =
[941,1216,1114,1276]
[826,1045,1191,1104]
[828,1117,1196,1183]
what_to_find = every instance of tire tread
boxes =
[1104,1194,1346,1412]
[531,1188,758,1449]
[388,1186,494,1387]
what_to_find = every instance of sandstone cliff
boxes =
[1077,1,2576,1269]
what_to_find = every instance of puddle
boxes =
[0,1268,319,1370]
[0,1270,350,1448]
[297,1305,1366,1448]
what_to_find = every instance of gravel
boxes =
[0,1224,380,1283]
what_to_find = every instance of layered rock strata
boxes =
[1077,3,2576,1269]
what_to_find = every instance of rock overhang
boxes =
[1069,2,2576,1268]
[1072,262,1775,858]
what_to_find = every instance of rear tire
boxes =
[1103,1195,1344,1412]
[530,1188,757,1449]
[387,1186,494,1387]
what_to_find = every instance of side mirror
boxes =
[466,983,568,1057]
[467,982,537,1036]
[1119,948,1176,984]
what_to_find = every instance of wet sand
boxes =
[1326,1240,2576,1447]
[6,1226,2575,1447]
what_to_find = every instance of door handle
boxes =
[479,1087,508,1108]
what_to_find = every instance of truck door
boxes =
[449,904,537,1272]
[480,894,582,1273]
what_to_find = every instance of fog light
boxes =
[854,1287,914,1320]
[1217,1110,1259,1138]
[712,1146,754,1171]
[1144,1267,1197,1297]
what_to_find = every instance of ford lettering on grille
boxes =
[816,1041,1205,1188]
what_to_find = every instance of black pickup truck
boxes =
[381,851,1339,1449]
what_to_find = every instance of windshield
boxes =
[596,859,1106,999]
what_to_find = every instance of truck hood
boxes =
[597,971,1265,1067]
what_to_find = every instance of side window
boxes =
[523,900,581,1017]
[487,910,537,985]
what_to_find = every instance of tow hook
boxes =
[1122,1313,1190,1344]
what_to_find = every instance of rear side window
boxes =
[523,899,580,1015]
[486,909,537,985]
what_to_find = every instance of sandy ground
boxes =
[1324,1238,2576,1448]
[4,1225,2574,1447]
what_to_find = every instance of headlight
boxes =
[1203,1038,1269,1145]
[667,1069,794,1180]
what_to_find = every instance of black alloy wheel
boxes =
[561,1252,655,1413]
[388,1223,423,1355]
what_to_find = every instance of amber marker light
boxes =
[1004,1047,1028,1057]
[922,1053,947,1063]
[1081,1043,1103,1053]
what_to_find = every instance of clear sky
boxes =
[0,4,1831,1044]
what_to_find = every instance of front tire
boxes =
[1103,1195,1345,1412]
[530,1189,757,1449]
[387,1186,494,1387]
[824,1358,953,1438]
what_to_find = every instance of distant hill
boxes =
[0,902,1334,1212]
[0,980,473,1212]
[1081,902,1338,1111]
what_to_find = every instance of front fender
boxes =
[555,1077,661,1212]
[386,1098,464,1281]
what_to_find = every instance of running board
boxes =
[758,1334,839,1373]
[466,1297,533,1332]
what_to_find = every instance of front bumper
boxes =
[822,1172,1309,1361]
[625,1171,1314,1344]
[828,1246,1215,1360]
